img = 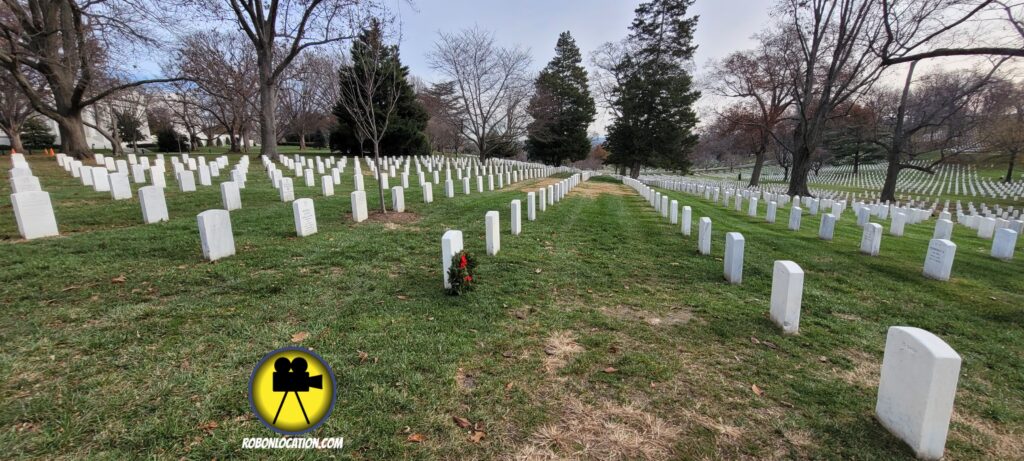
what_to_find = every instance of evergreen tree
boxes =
[606,0,700,177]
[525,32,596,166]
[332,23,429,156]
[20,118,55,152]
[115,111,145,149]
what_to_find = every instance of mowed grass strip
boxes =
[0,156,1021,459]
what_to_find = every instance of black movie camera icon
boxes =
[272,357,323,425]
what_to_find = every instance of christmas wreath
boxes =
[446,251,478,296]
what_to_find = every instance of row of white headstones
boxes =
[440,173,594,289]
[622,176,976,461]
[6,151,253,240]
[196,155,572,261]
[641,178,1019,272]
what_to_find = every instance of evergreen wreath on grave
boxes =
[446,251,478,296]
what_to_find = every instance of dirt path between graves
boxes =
[569,180,635,198]
[507,177,564,191]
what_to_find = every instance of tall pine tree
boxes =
[525,32,596,166]
[332,23,429,157]
[606,0,700,177]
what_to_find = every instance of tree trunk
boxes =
[259,74,279,160]
[629,160,641,179]
[58,113,93,160]
[853,150,860,175]
[4,128,25,153]
[787,142,813,197]
[1006,151,1017,183]
[748,148,765,187]
[228,129,240,152]
[782,166,790,182]
[374,141,387,213]
[881,62,917,204]
[880,160,900,202]
[299,133,306,150]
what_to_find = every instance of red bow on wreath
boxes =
[459,254,468,269]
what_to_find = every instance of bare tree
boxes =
[428,27,532,159]
[169,31,259,153]
[980,79,1024,182]
[279,51,338,149]
[777,0,886,196]
[335,19,401,213]
[879,0,1024,65]
[704,29,795,186]
[0,71,40,153]
[0,0,181,159]
[192,0,376,159]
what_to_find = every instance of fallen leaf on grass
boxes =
[452,416,471,428]
[110,275,126,283]
[751,384,764,397]
[61,285,81,292]
[505,382,514,390]
[357,350,369,363]
[469,430,486,443]
[290,331,309,343]
[407,433,426,443]
[603,367,618,373]
[501,351,516,358]
[397,295,409,300]
[198,421,218,433]
[534,268,542,274]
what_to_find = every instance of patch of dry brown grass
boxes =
[543,331,584,374]
[570,181,635,198]
[512,396,683,461]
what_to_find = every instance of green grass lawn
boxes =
[1,155,1022,459]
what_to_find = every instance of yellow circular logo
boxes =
[249,347,337,435]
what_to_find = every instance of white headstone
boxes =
[724,232,744,284]
[292,198,318,237]
[682,206,692,236]
[423,182,434,203]
[221,181,241,211]
[770,260,804,335]
[698,217,711,255]
[669,200,679,224]
[108,173,132,200]
[923,239,956,281]
[977,217,996,239]
[861,223,882,256]
[10,175,41,193]
[766,201,777,224]
[890,212,906,237]
[392,186,405,213]
[92,167,110,192]
[485,211,500,255]
[177,170,196,192]
[11,191,59,240]
[876,326,961,461]
[788,207,802,231]
[991,228,1017,261]
[197,209,235,261]
[304,169,315,187]
[351,190,368,223]
[279,177,295,202]
[441,230,464,289]
[539,188,547,212]
[818,213,836,241]
[527,192,537,221]
[511,200,521,236]
[131,164,147,184]
[138,185,168,224]
[322,176,334,196]
[445,179,455,198]
[932,219,953,240]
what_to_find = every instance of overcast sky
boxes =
[392,0,776,134]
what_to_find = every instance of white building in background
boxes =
[0,100,155,151]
